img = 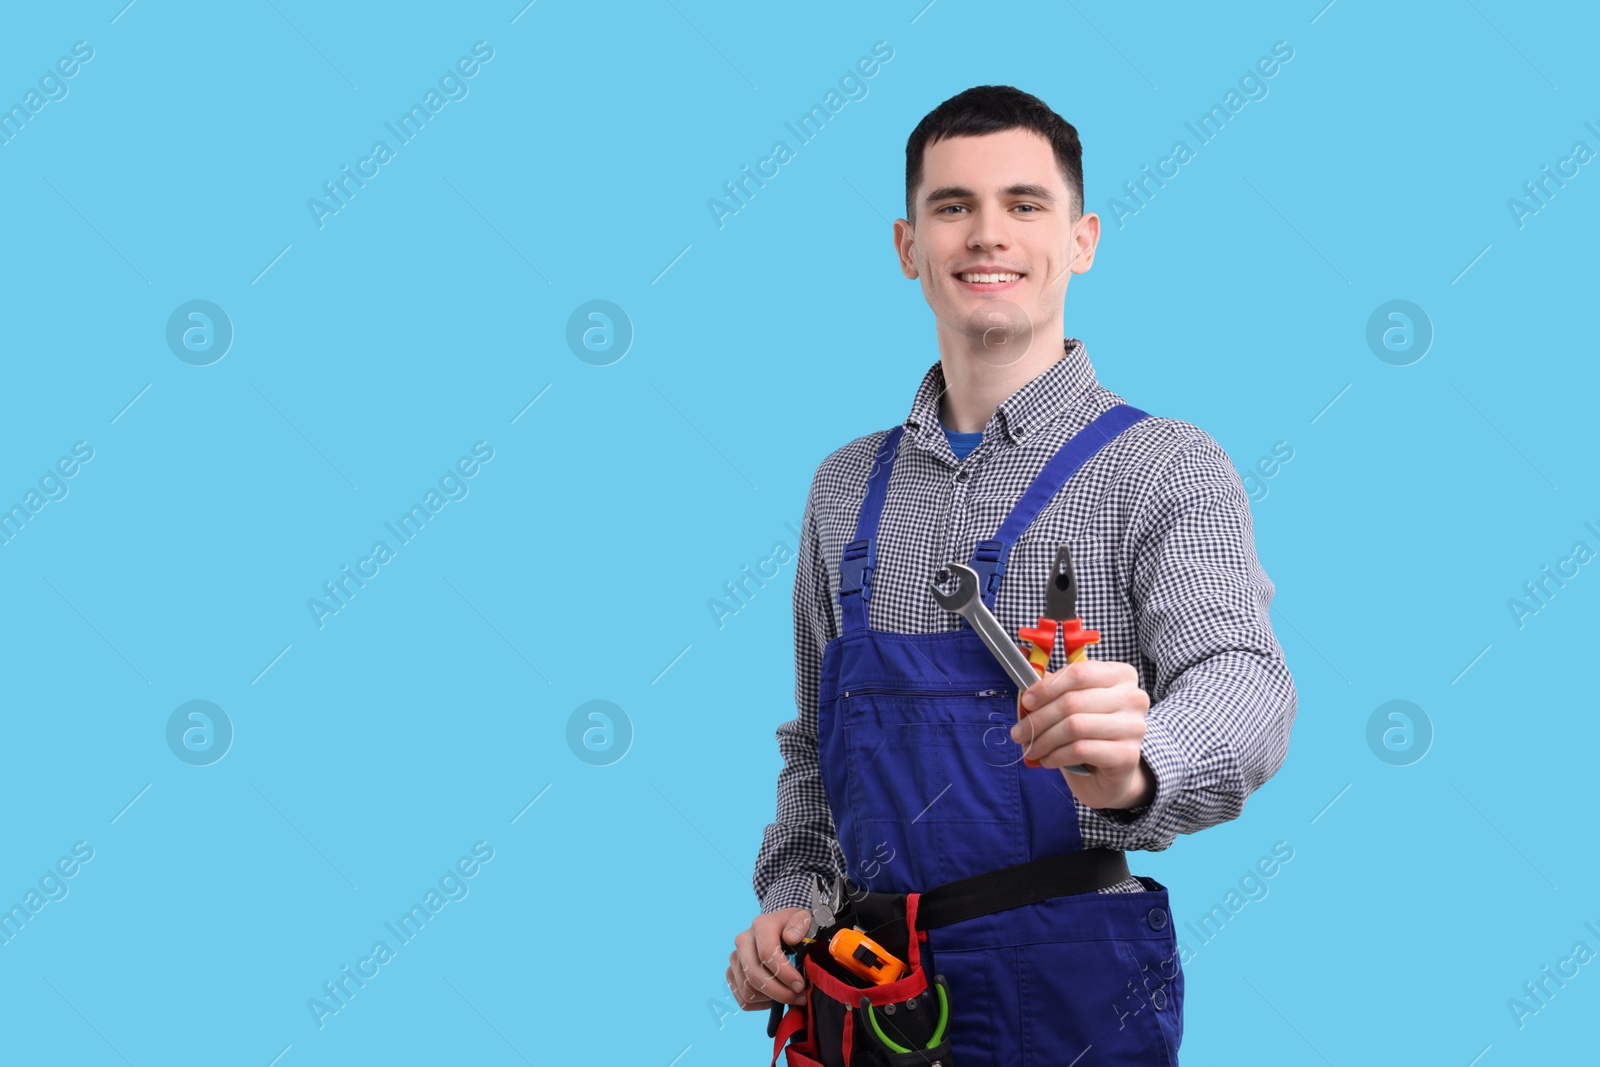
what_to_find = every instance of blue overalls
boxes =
[817,405,1185,1065]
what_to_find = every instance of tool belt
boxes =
[768,848,1132,1067]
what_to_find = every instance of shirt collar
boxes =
[903,338,1099,451]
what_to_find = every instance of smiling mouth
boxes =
[956,272,1025,284]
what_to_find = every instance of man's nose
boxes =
[967,206,1010,249]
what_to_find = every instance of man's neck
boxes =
[936,320,1067,434]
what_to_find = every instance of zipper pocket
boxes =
[841,686,1010,699]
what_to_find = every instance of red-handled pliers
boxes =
[1016,545,1100,769]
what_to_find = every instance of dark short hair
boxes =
[904,85,1083,223]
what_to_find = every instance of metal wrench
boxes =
[930,562,1090,776]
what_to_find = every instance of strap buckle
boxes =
[968,538,1006,602]
[839,538,874,601]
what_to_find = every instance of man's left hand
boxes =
[1012,658,1156,810]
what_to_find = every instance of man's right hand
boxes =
[727,907,812,1010]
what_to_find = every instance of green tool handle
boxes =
[861,977,950,1053]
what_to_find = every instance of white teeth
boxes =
[959,272,1022,283]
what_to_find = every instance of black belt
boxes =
[912,846,1132,929]
[844,847,1132,937]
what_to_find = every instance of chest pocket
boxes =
[840,686,1028,890]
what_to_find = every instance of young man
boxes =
[729,85,1296,1064]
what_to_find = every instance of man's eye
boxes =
[938,204,967,214]
[1015,204,1039,213]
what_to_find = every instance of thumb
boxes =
[784,911,810,942]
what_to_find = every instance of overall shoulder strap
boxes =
[969,405,1150,610]
[838,427,905,633]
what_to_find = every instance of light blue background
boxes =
[2,1,1596,1064]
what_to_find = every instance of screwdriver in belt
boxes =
[1015,545,1100,770]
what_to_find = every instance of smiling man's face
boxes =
[895,127,1099,351]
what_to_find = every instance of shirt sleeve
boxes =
[752,471,848,914]
[1082,431,1297,848]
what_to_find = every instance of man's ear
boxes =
[1069,211,1101,275]
[893,217,919,280]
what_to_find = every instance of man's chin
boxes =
[934,298,1038,368]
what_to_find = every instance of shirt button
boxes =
[1147,907,1168,931]
[1152,987,1168,1011]
[935,568,951,584]
[955,469,969,483]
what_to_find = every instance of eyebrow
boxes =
[923,183,1058,205]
